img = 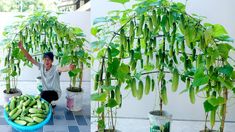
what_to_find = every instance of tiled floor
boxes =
[0,81,91,132]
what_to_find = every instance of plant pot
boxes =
[148,110,172,132]
[3,88,22,104]
[66,87,83,111]
[36,76,43,93]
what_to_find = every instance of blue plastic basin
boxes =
[4,98,52,132]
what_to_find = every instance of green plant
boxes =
[0,11,90,94]
[91,0,234,131]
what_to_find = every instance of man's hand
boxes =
[69,64,75,71]
[18,41,23,49]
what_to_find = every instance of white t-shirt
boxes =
[38,62,61,98]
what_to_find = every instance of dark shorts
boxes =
[40,90,59,103]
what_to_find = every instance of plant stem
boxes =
[72,76,76,88]
[110,108,115,131]
[159,37,166,116]
[98,57,105,131]
[78,62,83,90]
[204,112,208,131]
[220,88,228,132]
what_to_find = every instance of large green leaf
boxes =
[91,93,107,102]
[212,24,228,37]
[106,98,118,108]
[232,71,235,79]
[11,71,17,77]
[171,2,185,12]
[100,85,116,91]
[114,63,130,82]
[70,68,81,75]
[208,97,225,107]
[68,71,76,77]
[217,43,234,59]
[109,0,130,4]
[215,34,234,42]
[217,76,233,89]
[203,100,217,112]
[76,50,85,58]
[192,68,209,87]
[218,64,233,77]
[96,106,104,114]
[107,58,120,75]
[111,47,120,57]
[61,56,72,65]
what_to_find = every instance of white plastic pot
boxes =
[148,110,172,132]
[66,88,83,111]
[3,89,22,104]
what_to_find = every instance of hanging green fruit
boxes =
[115,84,121,105]
[129,20,135,37]
[145,75,151,95]
[131,78,137,97]
[189,85,195,104]
[148,17,153,32]
[172,68,179,92]
[137,80,144,100]
[151,79,155,92]
[94,73,99,90]
[161,80,168,105]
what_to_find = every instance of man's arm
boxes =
[57,64,75,72]
[18,41,39,66]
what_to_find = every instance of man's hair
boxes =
[43,52,54,61]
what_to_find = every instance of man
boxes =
[18,41,75,108]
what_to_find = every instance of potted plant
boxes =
[181,23,235,132]
[91,0,235,132]
[1,24,25,104]
[59,27,90,111]
[90,0,180,131]
[0,11,90,111]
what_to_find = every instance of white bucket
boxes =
[66,89,83,111]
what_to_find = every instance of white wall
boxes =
[90,0,235,121]
[0,11,91,82]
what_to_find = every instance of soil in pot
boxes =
[67,87,82,92]
[149,110,172,132]
[3,89,21,94]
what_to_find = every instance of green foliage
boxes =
[91,0,234,131]
[1,11,90,93]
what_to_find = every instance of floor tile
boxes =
[68,126,79,132]
[75,115,87,126]
[64,110,75,120]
